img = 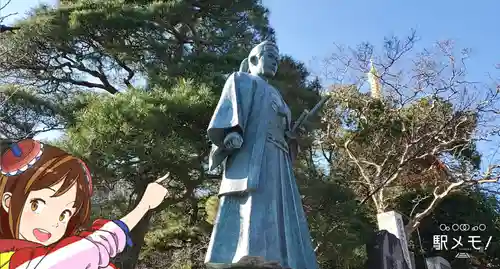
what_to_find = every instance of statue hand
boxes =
[223,132,243,149]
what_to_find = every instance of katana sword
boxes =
[291,94,331,133]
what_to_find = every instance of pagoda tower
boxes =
[367,59,382,100]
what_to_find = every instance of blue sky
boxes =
[264,0,500,82]
[2,0,55,22]
[4,0,500,164]
[263,0,500,165]
[6,0,499,80]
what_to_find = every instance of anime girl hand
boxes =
[119,173,171,231]
[141,172,171,210]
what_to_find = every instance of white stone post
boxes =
[377,211,413,269]
[425,256,451,269]
[409,251,416,269]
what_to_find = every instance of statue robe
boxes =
[205,72,318,269]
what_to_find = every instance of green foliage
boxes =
[204,195,219,225]
[0,85,64,139]
[292,139,375,268]
[303,178,375,269]
[270,55,321,118]
[140,206,206,268]
[0,0,275,94]
[63,79,214,188]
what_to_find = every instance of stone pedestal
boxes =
[377,211,412,269]
[425,256,451,269]
[228,256,290,269]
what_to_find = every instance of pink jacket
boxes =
[0,219,131,269]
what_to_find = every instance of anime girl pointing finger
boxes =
[0,139,170,269]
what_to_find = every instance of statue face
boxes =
[249,45,279,78]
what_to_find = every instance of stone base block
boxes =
[207,256,291,269]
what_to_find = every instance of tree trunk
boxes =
[116,211,153,269]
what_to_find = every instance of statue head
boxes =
[239,41,279,78]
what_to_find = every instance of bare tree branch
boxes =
[406,164,500,233]
[319,31,500,234]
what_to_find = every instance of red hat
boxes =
[0,139,43,176]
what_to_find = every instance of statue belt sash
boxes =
[266,134,289,153]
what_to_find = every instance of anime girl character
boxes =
[0,139,169,269]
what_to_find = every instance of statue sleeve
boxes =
[207,72,255,171]
[207,72,254,147]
